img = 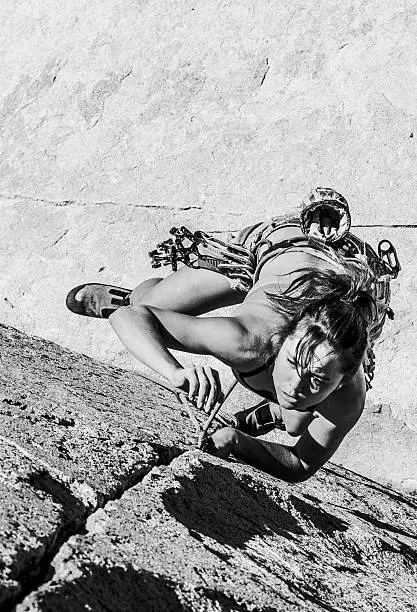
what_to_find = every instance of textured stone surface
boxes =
[0,323,204,610]
[0,326,416,611]
[332,395,417,494]
[352,228,416,431]
[0,442,87,608]
[0,323,198,505]
[1,1,416,217]
[0,0,416,368]
[2,2,417,607]
[17,452,417,612]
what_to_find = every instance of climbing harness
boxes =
[150,189,401,392]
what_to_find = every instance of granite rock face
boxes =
[0,442,87,608]
[0,322,195,609]
[1,3,417,605]
[0,324,416,611]
[1,0,417,360]
[11,452,417,612]
[1,1,416,215]
[0,3,416,488]
[0,325,195,500]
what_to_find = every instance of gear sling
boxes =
[149,194,400,437]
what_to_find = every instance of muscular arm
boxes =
[212,371,366,482]
[227,430,307,482]
[109,304,252,379]
[219,417,358,483]
[108,265,253,381]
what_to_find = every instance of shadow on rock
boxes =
[161,461,347,549]
[289,494,348,536]
[200,586,277,611]
[325,466,417,510]
[351,508,417,542]
[24,565,280,612]
[24,470,86,517]
[27,566,190,612]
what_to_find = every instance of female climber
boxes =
[66,188,400,482]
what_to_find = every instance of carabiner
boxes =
[378,240,401,279]
[169,244,178,271]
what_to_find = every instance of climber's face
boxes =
[273,329,345,412]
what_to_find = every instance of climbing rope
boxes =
[175,380,239,449]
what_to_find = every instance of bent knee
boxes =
[130,278,163,306]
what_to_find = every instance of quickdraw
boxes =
[149,226,256,290]
[149,226,199,272]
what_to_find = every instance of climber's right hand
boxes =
[170,365,222,413]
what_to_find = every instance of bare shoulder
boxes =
[232,301,288,354]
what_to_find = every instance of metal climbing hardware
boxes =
[378,240,401,279]
[149,225,257,289]
[149,226,200,272]
[149,202,401,392]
